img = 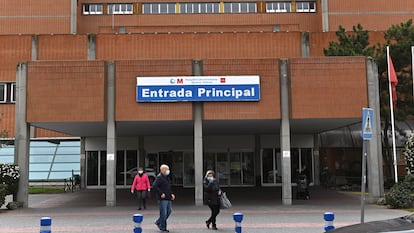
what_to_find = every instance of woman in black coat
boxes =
[203,170,221,230]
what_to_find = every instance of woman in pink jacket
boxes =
[131,167,151,210]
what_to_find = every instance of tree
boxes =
[323,24,375,57]
[376,20,414,183]
[324,20,414,184]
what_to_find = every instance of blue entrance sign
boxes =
[136,76,260,102]
[362,108,374,140]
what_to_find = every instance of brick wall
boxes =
[290,57,368,119]
[203,59,280,120]
[327,0,414,31]
[0,0,71,34]
[37,35,88,60]
[0,35,32,81]
[116,60,193,121]
[96,32,302,60]
[0,105,15,137]
[26,61,105,123]
[309,31,385,56]
[26,57,368,124]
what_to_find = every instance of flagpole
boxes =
[411,46,414,98]
[387,46,399,183]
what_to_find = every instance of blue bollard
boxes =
[233,213,243,233]
[40,217,52,233]
[133,214,143,233]
[323,212,335,232]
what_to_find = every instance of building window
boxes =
[296,2,316,12]
[11,83,15,103]
[142,3,176,14]
[180,3,220,14]
[82,4,103,15]
[266,2,291,13]
[108,3,133,14]
[223,2,256,13]
[0,83,6,103]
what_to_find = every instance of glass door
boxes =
[261,148,313,186]
[116,151,125,186]
[183,152,195,187]
[216,152,230,186]
[86,151,99,186]
[125,150,138,185]
[115,150,138,186]
[204,151,255,187]
[159,151,183,186]
[99,151,106,186]
[261,148,281,185]
[230,152,242,185]
[242,152,255,185]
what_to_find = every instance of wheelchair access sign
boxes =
[362,108,374,140]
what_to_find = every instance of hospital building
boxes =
[0,0,412,207]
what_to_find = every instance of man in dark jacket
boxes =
[152,164,175,232]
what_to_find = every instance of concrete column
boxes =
[192,60,204,206]
[321,0,329,32]
[366,58,384,202]
[80,137,87,189]
[14,63,30,207]
[70,0,77,34]
[279,59,292,205]
[29,35,38,138]
[106,61,117,207]
[88,34,96,60]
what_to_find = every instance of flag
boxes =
[388,53,398,107]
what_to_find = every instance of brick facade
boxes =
[25,57,367,125]
[0,0,408,138]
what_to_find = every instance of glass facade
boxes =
[0,140,80,180]
[261,148,313,185]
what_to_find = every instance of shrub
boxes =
[0,184,6,207]
[403,174,414,192]
[386,182,414,209]
[0,163,20,196]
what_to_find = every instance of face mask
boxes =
[138,171,144,174]
[165,170,170,176]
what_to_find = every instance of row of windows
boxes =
[83,3,135,15]
[82,1,316,15]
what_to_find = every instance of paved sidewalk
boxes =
[0,187,409,233]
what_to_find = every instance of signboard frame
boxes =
[136,76,260,102]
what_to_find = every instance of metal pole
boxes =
[360,140,367,223]
[411,46,414,99]
[387,47,399,183]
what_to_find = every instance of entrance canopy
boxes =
[31,118,360,137]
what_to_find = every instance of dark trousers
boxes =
[207,204,220,224]
[136,190,147,209]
